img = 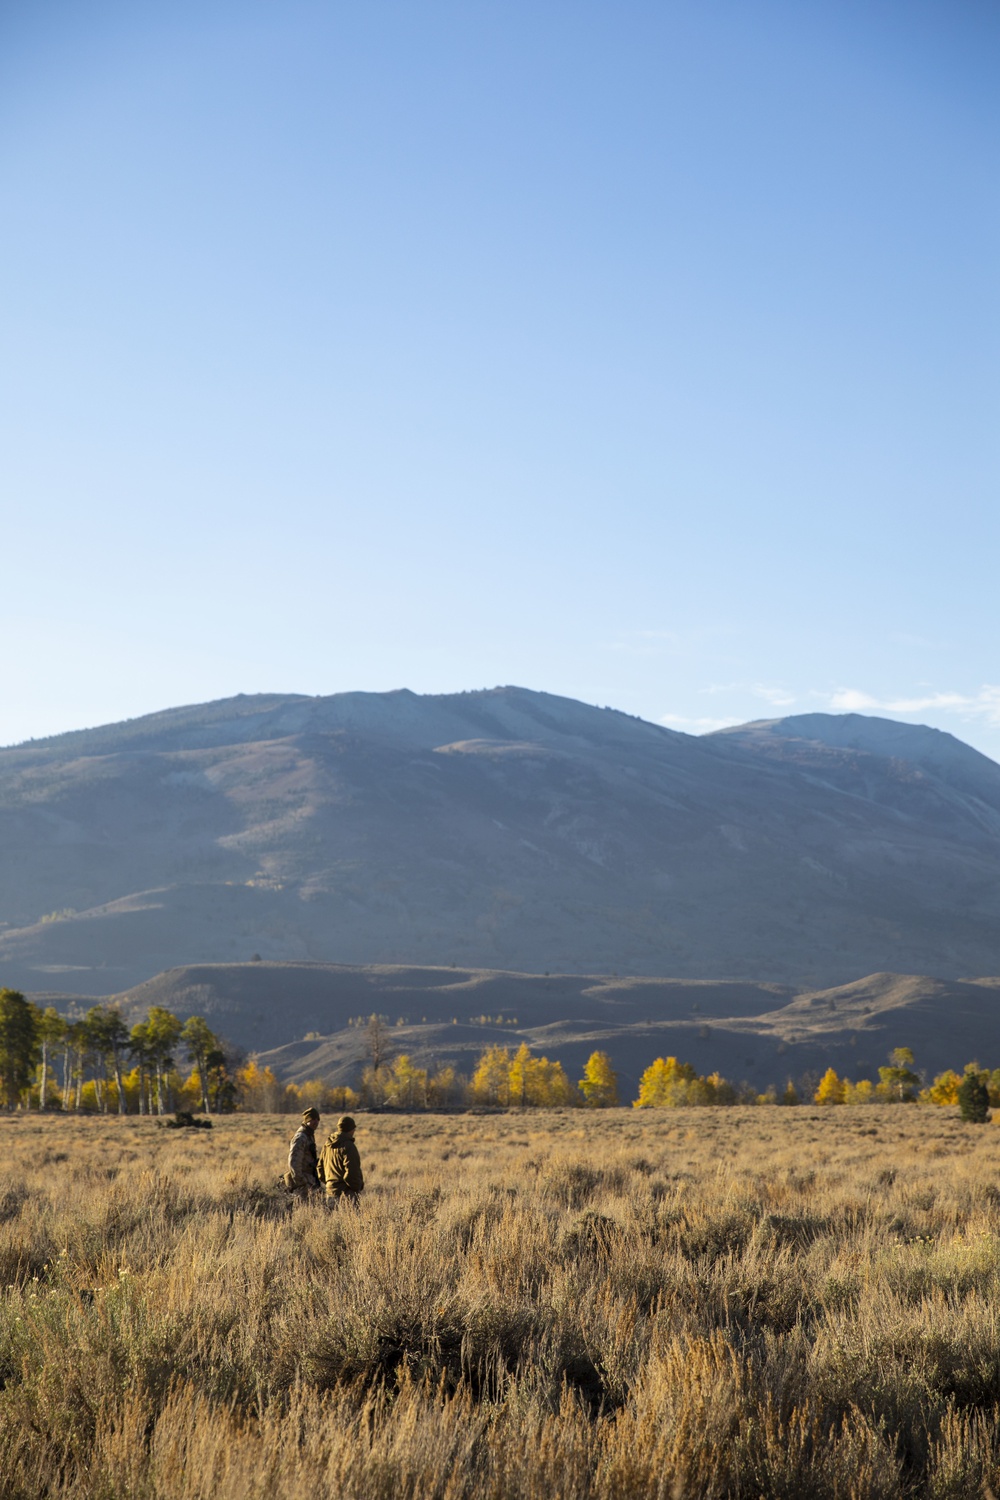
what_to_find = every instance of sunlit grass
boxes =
[2,1107,1000,1496]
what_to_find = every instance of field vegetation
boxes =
[3,1108,1000,1497]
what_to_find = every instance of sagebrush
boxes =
[2,1107,1000,1497]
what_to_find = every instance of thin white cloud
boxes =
[753,684,797,708]
[699,681,797,707]
[829,686,1000,724]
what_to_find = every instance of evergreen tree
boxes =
[0,990,40,1108]
[958,1069,990,1124]
[204,1046,236,1112]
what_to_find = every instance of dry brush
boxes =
[2,1108,1000,1497]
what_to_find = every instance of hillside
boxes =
[2,687,1000,994]
[95,960,1000,1096]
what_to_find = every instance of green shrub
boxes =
[957,1071,990,1124]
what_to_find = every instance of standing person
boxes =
[320,1115,364,1206]
[285,1106,322,1198]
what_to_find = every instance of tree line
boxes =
[238,1043,618,1114]
[0,994,622,1115]
[2,987,996,1116]
[242,1041,1000,1115]
[633,1046,1000,1115]
[813,1051,1000,1120]
[0,989,238,1113]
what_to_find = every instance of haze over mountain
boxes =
[2,686,999,1000]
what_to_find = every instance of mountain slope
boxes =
[2,689,999,992]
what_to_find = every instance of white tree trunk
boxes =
[113,1050,126,1114]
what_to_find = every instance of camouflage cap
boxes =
[337,1115,356,1133]
[302,1107,321,1123]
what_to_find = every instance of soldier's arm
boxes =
[346,1142,364,1193]
[288,1130,311,1186]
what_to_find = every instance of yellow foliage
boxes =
[237,1060,282,1112]
[578,1051,619,1107]
[814,1067,846,1105]
[385,1055,429,1109]
[634,1056,703,1108]
[632,1058,736,1108]
[527,1056,573,1106]
[176,1070,204,1110]
[285,1079,359,1114]
[468,1044,573,1107]
[508,1044,573,1106]
[470,1045,511,1105]
[921,1070,961,1106]
[360,1065,392,1107]
[508,1043,534,1107]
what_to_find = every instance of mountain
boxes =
[2,687,999,996]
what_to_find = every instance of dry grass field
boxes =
[3,1107,1000,1498]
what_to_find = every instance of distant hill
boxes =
[73,960,1000,1097]
[2,687,1000,994]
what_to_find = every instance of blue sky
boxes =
[2,1,998,755]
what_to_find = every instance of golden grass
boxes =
[2,1106,1000,1497]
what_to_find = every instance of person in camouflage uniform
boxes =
[319,1115,364,1206]
[286,1106,322,1197]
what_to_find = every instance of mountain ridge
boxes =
[1,686,998,995]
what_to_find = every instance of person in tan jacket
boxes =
[320,1115,364,1205]
[285,1106,322,1197]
